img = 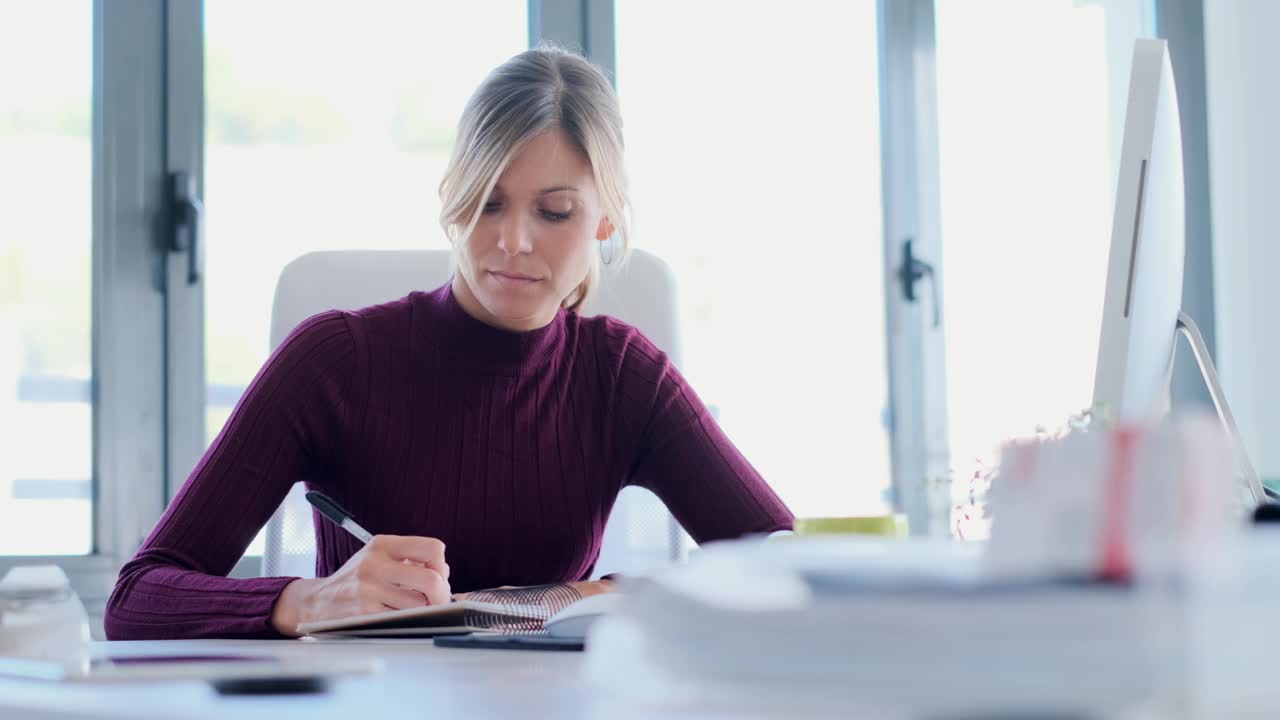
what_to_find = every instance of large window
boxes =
[2,0,1197,590]
[616,0,890,518]
[0,2,93,555]
[935,0,1154,474]
[0,3,176,629]
[203,2,528,555]
[204,1,528,449]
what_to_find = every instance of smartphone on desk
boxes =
[433,633,585,652]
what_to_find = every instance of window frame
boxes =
[883,0,1214,534]
[0,0,177,629]
[1,1,1220,636]
[877,0,951,534]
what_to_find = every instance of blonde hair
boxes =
[439,45,630,313]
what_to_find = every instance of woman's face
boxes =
[451,129,613,332]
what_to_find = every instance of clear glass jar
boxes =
[0,566,90,670]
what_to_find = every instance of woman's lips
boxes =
[489,270,542,286]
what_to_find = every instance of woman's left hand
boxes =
[567,579,615,599]
[452,578,617,603]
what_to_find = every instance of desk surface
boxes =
[0,638,1176,720]
[0,639,823,720]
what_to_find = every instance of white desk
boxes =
[0,639,1180,719]
[0,639,792,720]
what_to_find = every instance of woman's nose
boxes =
[496,214,533,257]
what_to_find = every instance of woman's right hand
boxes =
[270,534,452,637]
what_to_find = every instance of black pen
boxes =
[305,490,374,544]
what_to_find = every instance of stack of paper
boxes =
[585,537,1172,717]
[585,415,1248,716]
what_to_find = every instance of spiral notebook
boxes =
[296,584,582,638]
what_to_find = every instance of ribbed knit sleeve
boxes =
[104,311,357,640]
[609,322,794,542]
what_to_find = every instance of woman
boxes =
[105,46,793,640]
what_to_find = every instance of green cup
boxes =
[792,514,909,538]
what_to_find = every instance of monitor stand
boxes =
[1176,311,1269,505]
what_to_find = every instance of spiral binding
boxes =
[461,584,583,634]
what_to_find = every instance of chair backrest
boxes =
[262,248,688,580]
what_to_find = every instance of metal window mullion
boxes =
[583,0,616,80]
[528,0,615,79]
[64,0,170,617]
[163,0,206,501]
[529,0,581,50]
[877,0,951,536]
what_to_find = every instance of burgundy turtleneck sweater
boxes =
[104,283,793,640]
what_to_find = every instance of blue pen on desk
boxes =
[305,490,374,543]
[304,490,456,603]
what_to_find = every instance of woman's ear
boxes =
[595,216,616,242]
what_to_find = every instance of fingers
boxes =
[380,559,452,606]
[569,580,615,598]
[375,584,433,611]
[370,535,449,580]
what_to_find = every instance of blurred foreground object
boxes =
[0,566,90,673]
[586,415,1275,717]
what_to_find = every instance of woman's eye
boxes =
[482,202,502,214]
[540,209,572,222]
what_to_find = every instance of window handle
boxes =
[169,171,203,285]
[899,238,939,328]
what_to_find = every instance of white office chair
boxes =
[261,248,690,581]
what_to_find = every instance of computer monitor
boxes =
[1093,38,1267,505]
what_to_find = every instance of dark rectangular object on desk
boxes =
[433,633,584,652]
